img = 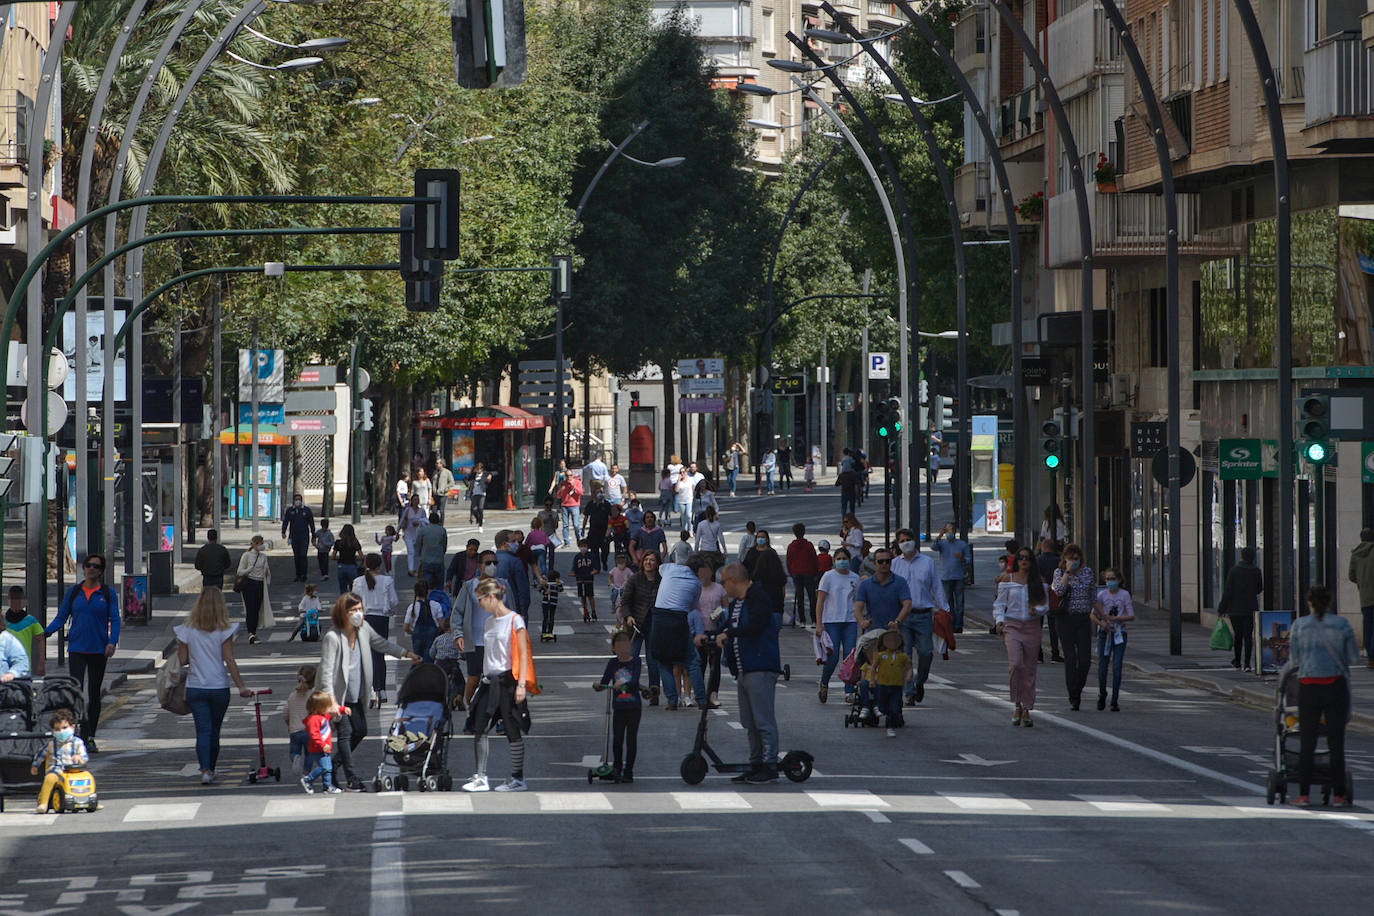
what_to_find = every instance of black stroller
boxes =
[0,676,87,812]
[1266,666,1354,806]
[374,663,454,792]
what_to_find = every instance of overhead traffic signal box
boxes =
[1040,419,1062,470]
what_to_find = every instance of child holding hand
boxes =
[300,690,343,794]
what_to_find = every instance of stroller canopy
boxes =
[396,663,450,707]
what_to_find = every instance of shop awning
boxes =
[219,424,290,446]
[417,406,549,431]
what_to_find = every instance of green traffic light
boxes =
[893,421,902,432]
[877,425,888,438]
[1044,454,1061,470]
[1303,440,1329,463]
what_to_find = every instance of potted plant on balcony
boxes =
[1015,190,1045,222]
[1094,153,1117,193]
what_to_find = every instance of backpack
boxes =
[428,589,452,621]
[300,606,321,642]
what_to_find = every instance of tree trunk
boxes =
[659,364,675,462]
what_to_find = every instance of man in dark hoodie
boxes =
[1349,529,1374,668]
[718,562,782,784]
[1217,547,1263,671]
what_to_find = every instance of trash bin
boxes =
[148,550,175,596]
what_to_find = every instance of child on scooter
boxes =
[593,629,643,783]
[290,586,321,642]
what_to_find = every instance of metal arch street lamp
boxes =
[881,90,962,107]
[736,79,820,98]
[820,1,971,542]
[558,121,686,467]
[918,330,960,339]
[802,24,910,45]
[243,24,350,52]
[786,30,922,536]
[892,0,1026,552]
[348,96,383,107]
[226,50,326,70]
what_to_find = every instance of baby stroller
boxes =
[373,663,453,792]
[840,629,884,728]
[1266,665,1353,806]
[0,676,88,812]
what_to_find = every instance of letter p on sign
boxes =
[868,352,891,380]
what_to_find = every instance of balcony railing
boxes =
[867,0,899,19]
[999,84,1043,144]
[1304,32,1365,125]
[953,8,985,62]
[703,37,754,70]
[1046,1,1121,92]
[1046,186,1239,267]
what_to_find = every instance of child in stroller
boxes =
[431,629,466,711]
[374,663,453,792]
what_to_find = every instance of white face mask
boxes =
[348,611,364,628]
[898,539,917,555]
[483,563,498,576]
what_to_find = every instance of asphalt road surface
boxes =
[2,484,1368,915]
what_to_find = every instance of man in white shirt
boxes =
[605,463,628,506]
[889,527,947,707]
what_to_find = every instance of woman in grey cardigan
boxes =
[319,592,418,790]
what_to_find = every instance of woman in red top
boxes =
[785,523,820,629]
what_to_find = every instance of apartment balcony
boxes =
[955,161,990,224]
[1046,1,1121,99]
[703,37,757,78]
[952,6,986,73]
[998,84,1044,160]
[1045,186,1241,268]
[865,0,904,28]
[1302,32,1374,149]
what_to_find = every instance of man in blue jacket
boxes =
[43,553,119,750]
[718,562,782,784]
[281,493,317,583]
[495,530,531,619]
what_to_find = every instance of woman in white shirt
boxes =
[235,534,271,644]
[693,506,726,569]
[412,468,433,511]
[674,470,695,534]
[175,588,253,785]
[353,553,400,705]
[815,547,862,704]
[993,550,1048,728]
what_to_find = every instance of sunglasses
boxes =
[874,558,892,565]
[84,562,104,571]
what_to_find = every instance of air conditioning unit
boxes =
[1110,372,1133,407]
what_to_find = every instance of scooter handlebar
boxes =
[252,688,273,696]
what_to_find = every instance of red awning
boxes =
[417,405,549,431]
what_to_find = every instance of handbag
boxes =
[157,652,190,716]
[1209,617,1234,652]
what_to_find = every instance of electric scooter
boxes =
[679,704,813,785]
[246,689,281,784]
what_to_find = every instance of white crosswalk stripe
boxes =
[1072,794,1171,813]
[941,793,1033,811]
[670,791,752,810]
[124,802,200,822]
[806,790,889,808]
[538,791,613,811]
[264,798,336,817]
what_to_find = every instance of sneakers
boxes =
[620,769,634,784]
[730,770,753,783]
[818,685,828,704]
[201,771,214,785]
[1333,795,1353,807]
[666,702,678,711]
[248,634,260,645]
[85,738,99,754]
[745,766,779,784]
[1110,702,1120,712]
[348,780,368,792]
[462,774,490,793]
[886,728,897,738]
[494,777,528,792]
[904,695,916,708]
[326,785,344,794]
[708,693,721,709]
[1291,795,1311,807]
[915,683,925,703]
[300,777,316,795]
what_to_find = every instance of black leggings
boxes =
[1299,678,1350,797]
[698,641,721,698]
[332,704,367,785]
[1058,613,1093,702]
[69,651,108,738]
[241,578,264,634]
[366,614,390,692]
[473,673,524,779]
[612,707,641,771]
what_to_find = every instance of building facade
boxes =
[0,4,63,258]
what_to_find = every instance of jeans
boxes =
[1059,613,1094,703]
[412,622,438,663]
[876,684,904,728]
[943,578,966,631]
[791,574,818,626]
[727,467,738,495]
[1231,612,1255,669]
[1097,630,1127,703]
[69,651,108,739]
[469,494,486,526]
[820,621,858,693]
[421,562,444,590]
[291,538,309,580]
[303,751,334,789]
[186,686,231,772]
[677,499,692,534]
[764,469,775,494]
[630,623,661,691]
[840,491,857,519]
[561,505,581,545]
[435,495,447,524]
[337,563,358,595]
[901,613,934,699]
[1298,678,1350,797]
[289,729,308,765]
[736,670,779,766]
[317,549,330,577]
[655,617,707,706]
[367,614,390,692]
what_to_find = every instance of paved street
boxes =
[1,482,1369,914]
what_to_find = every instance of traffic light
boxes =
[413,168,461,260]
[942,397,955,429]
[451,0,527,88]
[919,378,929,404]
[931,395,945,431]
[887,397,903,436]
[874,399,894,438]
[1040,419,1063,470]
[361,398,375,432]
[1297,394,1331,463]
[400,203,444,312]
[629,390,641,408]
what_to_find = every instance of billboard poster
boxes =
[238,349,286,402]
[62,309,128,401]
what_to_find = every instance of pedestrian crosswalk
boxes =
[7,787,1369,835]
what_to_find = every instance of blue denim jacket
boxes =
[1287,613,1359,679]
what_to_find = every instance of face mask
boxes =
[1069,560,1081,571]
[53,728,74,743]
[834,560,851,572]
[348,611,365,628]
[294,500,303,508]
[5,608,24,623]
[1106,580,1119,591]
[756,538,769,549]
[898,540,916,555]
[483,563,498,576]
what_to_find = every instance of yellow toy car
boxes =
[38,766,98,813]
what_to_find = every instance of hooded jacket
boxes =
[1350,541,1374,606]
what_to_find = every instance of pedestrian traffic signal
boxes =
[874,399,894,438]
[887,397,903,436]
[361,398,375,432]
[413,168,461,260]
[1040,419,1062,470]
[1301,439,1330,463]
[1297,394,1331,463]
[451,0,527,89]
[629,390,640,408]
[942,397,955,429]
[919,378,929,404]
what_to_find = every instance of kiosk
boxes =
[417,407,548,511]
[220,424,288,521]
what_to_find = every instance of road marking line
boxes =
[941,793,1033,811]
[967,690,1264,794]
[371,813,408,916]
[727,722,745,730]
[671,791,752,810]
[1072,794,1171,813]
[124,803,199,822]
[945,870,981,888]
[402,794,474,814]
[862,810,890,823]
[538,792,613,811]
[995,910,1020,915]
[900,837,934,855]
[264,798,335,818]
[807,790,889,808]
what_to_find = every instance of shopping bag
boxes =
[1209,617,1234,652]
[157,652,190,716]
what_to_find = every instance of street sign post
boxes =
[1218,438,1262,480]
[284,416,338,436]
[679,398,724,414]
[868,352,890,380]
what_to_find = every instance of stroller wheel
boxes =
[424,775,440,792]
[381,776,395,792]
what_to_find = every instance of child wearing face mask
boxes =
[284,664,318,775]
[1092,568,1135,711]
[31,709,88,813]
[815,548,862,704]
